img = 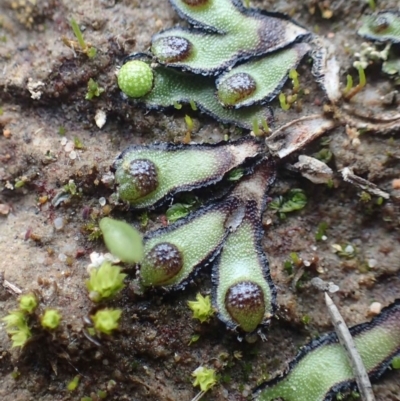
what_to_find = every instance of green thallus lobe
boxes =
[113,137,263,209]
[119,56,273,131]
[253,299,400,401]
[140,198,238,290]
[213,160,276,332]
[358,10,400,43]
[216,43,310,108]
[153,0,309,74]
[117,0,315,128]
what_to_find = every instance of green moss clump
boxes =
[91,309,122,335]
[86,262,127,302]
[41,309,62,330]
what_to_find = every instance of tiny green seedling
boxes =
[192,366,217,392]
[63,179,77,195]
[188,334,201,345]
[289,69,300,93]
[85,78,104,100]
[91,308,122,335]
[189,99,197,111]
[67,375,80,391]
[344,65,367,100]
[74,136,84,149]
[188,293,215,323]
[279,92,291,111]
[392,356,400,369]
[68,18,97,58]
[185,114,194,132]
[315,222,328,241]
[252,118,271,136]
[166,203,193,223]
[343,74,354,96]
[165,196,198,223]
[58,126,66,136]
[227,168,244,182]
[86,262,127,302]
[41,309,62,330]
[313,148,332,164]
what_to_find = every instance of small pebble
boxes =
[53,217,64,230]
[328,283,339,293]
[0,203,11,215]
[241,385,251,398]
[64,141,74,152]
[367,258,377,269]
[58,253,67,262]
[69,150,77,160]
[99,197,106,206]
[369,302,382,315]
[344,244,354,254]
[392,179,400,190]
[95,109,107,129]
[3,129,11,138]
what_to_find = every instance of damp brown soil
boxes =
[0,1,400,400]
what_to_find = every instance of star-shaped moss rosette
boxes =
[117,0,314,130]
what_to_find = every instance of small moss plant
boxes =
[2,311,32,348]
[19,293,38,313]
[269,189,307,219]
[117,60,154,98]
[188,293,215,323]
[41,309,62,330]
[91,308,122,335]
[86,261,126,302]
[165,197,198,223]
[192,366,217,392]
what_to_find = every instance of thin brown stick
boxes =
[324,293,376,401]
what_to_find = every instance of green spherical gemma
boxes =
[117,60,154,98]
